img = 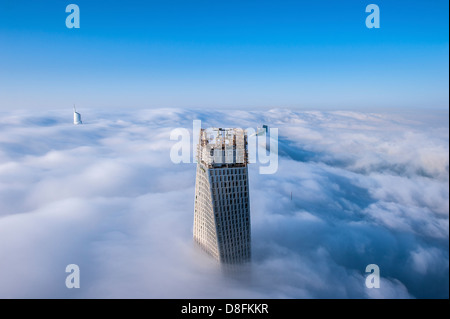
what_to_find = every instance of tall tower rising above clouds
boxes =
[193,128,251,264]
[73,105,82,125]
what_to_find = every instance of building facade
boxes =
[193,128,251,264]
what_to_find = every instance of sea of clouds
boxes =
[0,108,448,298]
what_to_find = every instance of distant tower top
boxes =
[73,105,82,125]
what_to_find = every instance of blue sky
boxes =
[0,0,448,110]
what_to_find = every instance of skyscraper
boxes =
[193,127,251,264]
[73,105,82,125]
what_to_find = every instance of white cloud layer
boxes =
[0,108,448,298]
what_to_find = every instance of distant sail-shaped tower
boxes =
[73,105,82,125]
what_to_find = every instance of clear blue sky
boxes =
[0,0,448,110]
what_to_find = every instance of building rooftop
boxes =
[197,128,248,168]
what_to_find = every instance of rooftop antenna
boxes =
[73,104,82,125]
